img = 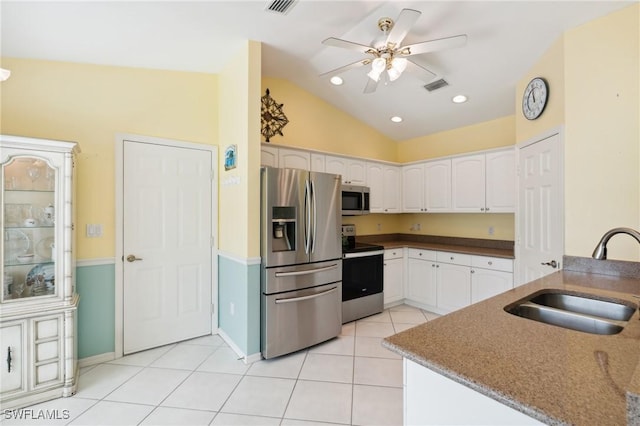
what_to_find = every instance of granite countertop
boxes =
[357,234,515,259]
[383,270,640,425]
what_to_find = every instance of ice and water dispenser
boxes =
[271,206,296,252]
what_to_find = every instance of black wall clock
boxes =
[522,77,549,120]
[261,89,289,142]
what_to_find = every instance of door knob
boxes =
[541,260,558,268]
[126,254,143,262]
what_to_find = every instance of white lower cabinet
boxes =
[405,359,542,425]
[1,310,75,409]
[436,261,472,312]
[406,250,437,310]
[1,320,27,397]
[471,255,514,303]
[403,250,513,314]
[383,249,404,305]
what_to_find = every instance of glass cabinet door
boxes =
[2,156,57,301]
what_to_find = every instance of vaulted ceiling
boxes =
[1,1,634,140]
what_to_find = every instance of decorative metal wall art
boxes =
[261,88,289,142]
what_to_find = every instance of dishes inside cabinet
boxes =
[4,204,30,227]
[4,229,30,261]
[36,236,55,260]
[26,263,55,296]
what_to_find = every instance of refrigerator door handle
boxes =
[274,286,338,304]
[311,179,317,253]
[304,178,312,254]
[274,263,340,277]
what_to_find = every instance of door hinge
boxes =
[211,304,215,315]
[210,236,215,247]
[211,169,215,181]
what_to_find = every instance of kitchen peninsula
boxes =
[383,259,640,425]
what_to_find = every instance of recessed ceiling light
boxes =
[390,116,403,123]
[452,95,468,103]
[330,76,343,86]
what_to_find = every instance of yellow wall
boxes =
[398,115,515,163]
[218,41,262,258]
[260,77,397,162]
[515,4,639,261]
[0,58,218,259]
[515,37,565,142]
[564,4,639,260]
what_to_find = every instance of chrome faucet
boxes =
[592,227,640,260]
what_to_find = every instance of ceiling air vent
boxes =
[424,78,449,92]
[265,0,298,15]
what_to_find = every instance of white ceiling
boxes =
[1,1,634,141]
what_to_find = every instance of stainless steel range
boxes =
[341,224,384,323]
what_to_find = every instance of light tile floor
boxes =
[3,304,440,426]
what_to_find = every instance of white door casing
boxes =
[115,134,217,356]
[516,129,564,285]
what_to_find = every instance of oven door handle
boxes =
[274,264,339,277]
[343,250,385,259]
[275,286,338,304]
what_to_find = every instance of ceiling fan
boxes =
[320,8,467,93]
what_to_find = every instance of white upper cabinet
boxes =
[424,159,452,212]
[485,150,515,212]
[325,155,366,185]
[311,153,325,172]
[452,154,486,212]
[451,149,515,213]
[368,162,401,213]
[278,148,311,170]
[402,164,425,212]
[261,146,279,168]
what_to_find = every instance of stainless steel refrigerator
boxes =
[260,167,342,359]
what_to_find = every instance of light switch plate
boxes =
[86,224,103,238]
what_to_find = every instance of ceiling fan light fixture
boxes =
[368,57,386,81]
[387,67,401,82]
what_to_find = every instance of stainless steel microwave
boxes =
[341,185,370,215]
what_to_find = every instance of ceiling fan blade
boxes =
[319,58,371,77]
[385,8,421,49]
[406,59,438,82]
[401,34,468,56]
[363,77,379,94]
[322,37,375,54]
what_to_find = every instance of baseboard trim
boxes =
[78,352,116,368]
[217,329,262,364]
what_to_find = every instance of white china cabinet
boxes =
[1,135,79,409]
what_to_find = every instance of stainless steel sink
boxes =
[529,292,635,321]
[505,291,637,335]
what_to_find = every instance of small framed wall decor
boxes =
[224,144,237,171]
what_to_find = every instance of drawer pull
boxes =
[488,261,493,265]
[7,346,11,373]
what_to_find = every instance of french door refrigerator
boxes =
[260,167,342,359]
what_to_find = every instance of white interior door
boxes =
[517,132,563,285]
[123,140,214,354]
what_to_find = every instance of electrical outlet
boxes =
[488,226,495,235]
[230,302,235,316]
[377,223,381,231]
[416,223,421,231]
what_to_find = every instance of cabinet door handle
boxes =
[7,346,11,373]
